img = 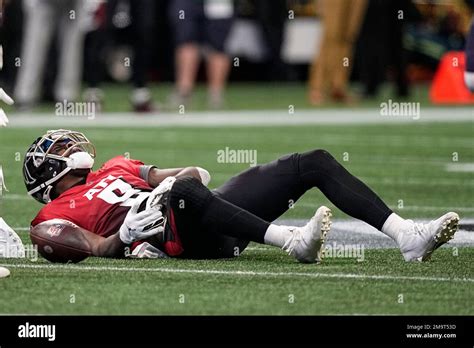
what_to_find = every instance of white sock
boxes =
[381,213,408,244]
[264,224,294,248]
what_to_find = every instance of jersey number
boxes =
[85,175,148,206]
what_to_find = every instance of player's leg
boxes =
[14,0,56,107]
[165,176,331,263]
[129,0,155,111]
[216,149,459,261]
[215,149,392,228]
[55,0,86,102]
[168,0,201,103]
[205,15,233,108]
[296,149,459,261]
[214,153,308,222]
[212,152,309,256]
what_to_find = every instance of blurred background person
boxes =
[82,0,108,112]
[0,0,22,95]
[168,0,234,109]
[83,0,156,112]
[14,0,87,110]
[465,16,474,91]
[355,0,419,98]
[254,0,288,81]
[308,0,367,105]
[464,0,474,93]
[1,0,471,113]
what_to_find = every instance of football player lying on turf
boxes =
[24,129,459,263]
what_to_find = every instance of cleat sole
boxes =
[315,208,332,263]
[421,214,459,262]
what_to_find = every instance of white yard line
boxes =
[6,108,474,128]
[1,263,472,283]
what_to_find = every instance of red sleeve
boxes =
[98,156,144,177]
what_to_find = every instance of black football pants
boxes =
[170,149,393,259]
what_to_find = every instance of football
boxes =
[30,219,92,263]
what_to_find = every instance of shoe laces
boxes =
[282,227,301,255]
[411,221,427,237]
[403,220,427,243]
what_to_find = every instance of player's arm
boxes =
[146,167,210,187]
[81,230,126,258]
[31,221,127,259]
[32,202,165,259]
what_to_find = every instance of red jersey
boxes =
[31,156,152,237]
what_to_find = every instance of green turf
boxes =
[0,247,472,315]
[2,82,439,113]
[1,122,473,228]
[0,121,473,315]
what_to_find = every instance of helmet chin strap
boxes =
[66,152,95,170]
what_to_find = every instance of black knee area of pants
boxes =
[298,149,337,185]
[298,148,392,230]
[168,176,214,216]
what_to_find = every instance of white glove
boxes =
[119,200,165,245]
[128,242,169,259]
[147,176,176,209]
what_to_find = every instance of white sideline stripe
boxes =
[296,203,474,212]
[6,108,474,127]
[1,263,473,283]
[445,163,474,173]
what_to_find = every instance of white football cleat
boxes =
[398,212,459,262]
[0,217,25,258]
[283,206,332,263]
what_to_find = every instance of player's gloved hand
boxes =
[128,242,169,259]
[119,200,165,245]
[147,176,176,209]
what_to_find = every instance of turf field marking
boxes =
[2,263,473,283]
[7,108,474,127]
[295,202,474,212]
[445,163,474,173]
